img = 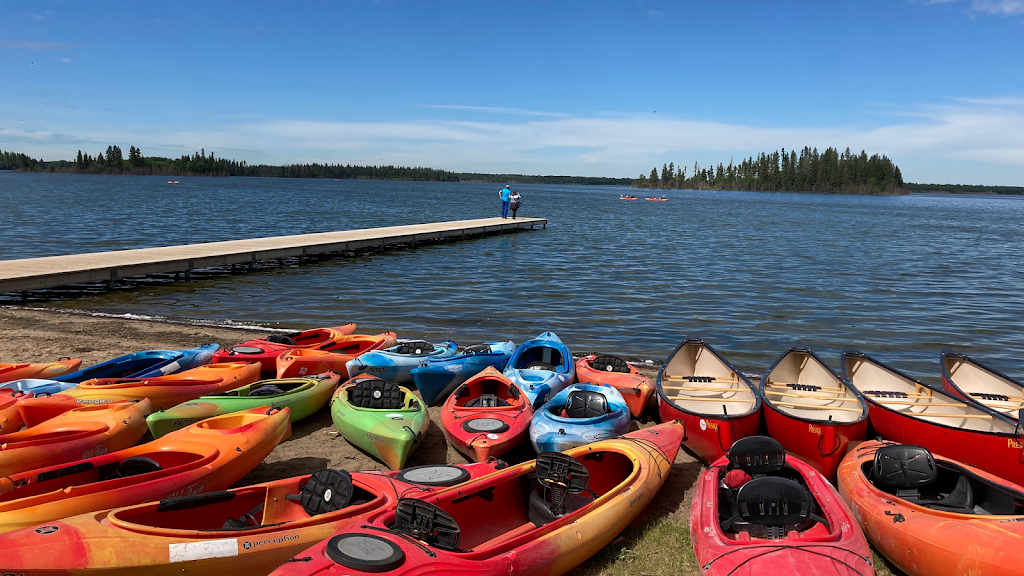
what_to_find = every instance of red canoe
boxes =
[212,324,358,377]
[691,435,873,575]
[760,346,868,482]
[575,354,653,417]
[842,349,1024,486]
[656,337,761,464]
[940,347,1024,421]
[440,367,532,463]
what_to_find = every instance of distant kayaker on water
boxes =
[509,190,522,219]
[500,184,512,218]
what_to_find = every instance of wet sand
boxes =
[0,306,702,574]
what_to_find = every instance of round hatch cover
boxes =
[326,534,404,572]
[396,464,470,486]
[230,346,264,355]
[462,418,509,434]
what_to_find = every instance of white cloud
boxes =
[925,0,1024,15]
[26,12,43,20]
[417,105,565,117]
[648,9,663,18]
[0,40,75,50]
[61,57,71,63]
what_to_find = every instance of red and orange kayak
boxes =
[212,324,358,377]
[656,337,761,464]
[0,358,82,384]
[440,366,532,462]
[0,399,149,477]
[839,440,1024,576]
[691,436,873,575]
[276,332,398,379]
[17,362,261,426]
[0,406,291,534]
[575,354,653,417]
[0,391,26,434]
[0,461,503,576]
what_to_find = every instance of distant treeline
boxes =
[633,147,906,195]
[459,173,632,185]
[902,183,1024,195]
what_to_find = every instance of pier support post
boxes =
[21,291,28,302]
[186,260,193,280]
[107,269,118,290]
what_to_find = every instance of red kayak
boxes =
[842,349,1024,486]
[760,346,868,482]
[656,337,761,464]
[940,347,1024,420]
[440,367,532,463]
[690,435,873,575]
[212,324,357,377]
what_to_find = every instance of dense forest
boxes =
[632,147,906,194]
[459,173,631,185]
[902,183,1024,195]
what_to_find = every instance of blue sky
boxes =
[2,1,1023,184]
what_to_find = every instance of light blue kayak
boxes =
[346,340,457,384]
[410,341,516,405]
[0,378,77,396]
[503,331,575,408]
[53,344,220,383]
[530,383,631,453]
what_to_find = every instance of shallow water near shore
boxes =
[3,170,1024,382]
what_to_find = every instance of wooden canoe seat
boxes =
[661,385,753,393]
[664,375,738,383]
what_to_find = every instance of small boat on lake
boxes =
[656,337,761,464]
[940,348,1024,420]
[759,346,868,481]
[346,340,457,384]
[644,196,668,201]
[167,180,179,184]
[842,349,1024,486]
[530,383,631,453]
[330,375,429,471]
[503,331,575,408]
[619,195,639,200]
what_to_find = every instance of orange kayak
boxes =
[0,406,291,534]
[839,439,1024,576]
[213,324,358,377]
[276,332,398,379]
[0,358,82,384]
[574,354,653,417]
[17,362,262,427]
[0,391,25,434]
[0,399,149,477]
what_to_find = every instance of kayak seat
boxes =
[591,355,630,374]
[248,385,284,397]
[872,445,975,513]
[119,456,163,477]
[463,344,491,355]
[525,361,556,372]
[266,334,296,345]
[349,378,404,410]
[564,391,610,419]
[396,341,434,355]
[285,469,354,516]
[722,476,829,539]
[529,452,595,527]
[395,498,462,551]
[727,436,786,476]
[466,394,510,408]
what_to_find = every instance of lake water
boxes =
[2,170,1023,383]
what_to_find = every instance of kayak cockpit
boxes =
[452,377,521,409]
[510,346,565,372]
[210,379,314,398]
[866,444,1024,516]
[107,469,384,535]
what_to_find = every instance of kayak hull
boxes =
[530,384,631,453]
[330,375,429,470]
[54,345,219,383]
[0,359,82,384]
[275,332,398,379]
[575,355,653,417]
[440,366,532,462]
[212,324,358,378]
[345,341,458,384]
[503,331,575,409]
[411,341,516,405]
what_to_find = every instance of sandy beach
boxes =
[0,305,708,575]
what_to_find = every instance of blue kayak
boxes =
[503,331,575,408]
[0,378,78,396]
[53,344,220,383]
[346,340,457,384]
[410,340,516,405]
[529,383,631,453]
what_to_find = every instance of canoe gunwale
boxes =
[758,346,869,425]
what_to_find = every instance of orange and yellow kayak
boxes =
[17,362,262,427]
[0,391,25,434]
[0,358,82,384]
[0,399,149,478]
[0,406,291,534]
[276,332,398,379]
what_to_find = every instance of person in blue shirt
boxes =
[499,184,512,218]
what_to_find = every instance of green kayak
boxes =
[330,374,429,470]
[146,373,340,438]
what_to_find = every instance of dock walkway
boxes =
[0,217,546,295]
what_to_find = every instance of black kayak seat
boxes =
[564,391,610,419]
[872,445,974,513]
[529,452,594,527]
[396,341,434,355]
[462,344,491,355]
[285,469,354,516]
[266,334,296,345]
[722,476,828,538]
[248,385,284,397]
[591,355,630,373]
[727,436,787,476]
[394,498,461,551]
[349,378,404,410]
[465,394,509,408]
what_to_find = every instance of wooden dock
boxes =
[0,217,546,295]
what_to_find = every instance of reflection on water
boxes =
[3,171,1024,382]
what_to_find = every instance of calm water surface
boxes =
[2,171,1023,382]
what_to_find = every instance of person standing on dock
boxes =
[500,184,512,218]
[509,189,522,219]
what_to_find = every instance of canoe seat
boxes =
[723,477,829,539]
[591,355,630,374]
[286,469,354,516]
[349,379,404,410]
[465,394,510,408]
[396,341,434,355]
[395,498,461,551]
[872,445,975,513]
[863,390,909,398]
[972,392,1011,402]
[529,452,594,526]
[564,391,610,419]
[463,344,491,355]
[726,436,786,476]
